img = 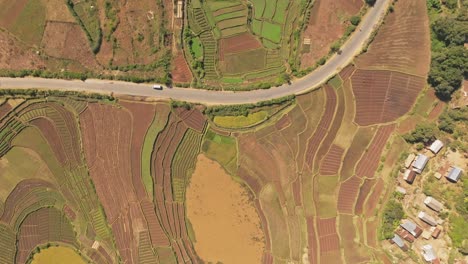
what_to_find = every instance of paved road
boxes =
[0,0,390,105]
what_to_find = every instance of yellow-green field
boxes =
[31,246,85,264]
[213,111,267,128]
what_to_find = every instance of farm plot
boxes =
[319,145,344,176]
[80,103,149,264]
[16,207,77,263]
[355,0,430,76]
[219,32,262,60]
[172,53,193,84]
[351,70,425,126]
[337,175,361,214]
[317,217,341,258]
[300,0,362,68]
[354,124,395,178]
[340,126,376,181]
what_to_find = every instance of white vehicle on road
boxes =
[152,84,164,90]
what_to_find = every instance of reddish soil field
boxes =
[63,204,76,221]
[238,167,263,196]
[337,175,361,214]
[305,85,337,167]
[300,0,362,68]
[30,117,67,165]
[16,208,77,263]
[140,199,170,247]
[428,101,445,120]
[353,179,376,215]
[339,64,356,81]
[319,144,344,176]
[0,179,55,224]
[41,21,99,70]
[314,88,345,173]
[174,107,206,133]
[219,32,262,60]
[317,217,337,237]
[263,252,274,264]
[306,217,318,264]
[364,178,385,218]
[355,124,395,178]
[366,219,378,247]
[80,103,149,264]
[0,102,12,121]
[172,53,193,83]
[275,113,291,131]
[292,178,302,206]
[355,0,430,77]
[120,101,156,199]
[351,69,425,126]
[319,234,340,252]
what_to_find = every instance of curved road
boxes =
[0,0,390,105]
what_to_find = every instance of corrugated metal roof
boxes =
[422,244,437,261]
[413,154,429,172]
[429,140,444,154]
[392,234,405,247]
[447,166,462,182]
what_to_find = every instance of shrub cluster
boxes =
[204,95,295,117]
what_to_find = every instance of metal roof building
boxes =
[446,166,462,182]
[391,234,408,251]
[400,220,423,237]
[403,169,417,183]
[424,196,444,212]
[429,140,444,154]
[412,154,429,174]
[418,211,437,226]
[421,244,437,262]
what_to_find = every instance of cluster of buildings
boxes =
[401,139,463,185]
[390,139,465,263]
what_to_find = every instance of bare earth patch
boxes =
[186,154,264,264]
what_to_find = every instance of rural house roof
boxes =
[391,234,408,251]
[404,153,416,168]
[403,169,417,183]
[421,244,437,262]
[446,166,462,182]
[418,211,437,226]
[429,140,444,154]
[400,220,423,237]
[424,196,444,212]
[413,154,429,174]
[396,228,415,243]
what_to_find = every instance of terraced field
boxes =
[186,0,311,86]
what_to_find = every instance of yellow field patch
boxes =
[31,246,85,264]
[213,111,267,128]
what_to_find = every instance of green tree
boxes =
[365,0,376,6]
[403,123,438,144]
[350,16,361,26]
[380,199,404,239]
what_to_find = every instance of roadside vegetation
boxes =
[379,193,405,240]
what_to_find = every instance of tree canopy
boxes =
[403,123,438,144]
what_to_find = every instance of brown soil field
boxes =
[30,118,68,165]
[355,0,430,77]
[364,178,385,218]
[305,85,337,167]
[0,31,45,70]
[306,217,319,264]
[337,175,361,214]
[120,101,155,199]
[355,124,395,178]
[319,144,344,176]
[340,126,376,181]
[351,69,425,126]
[354,179,376,215]
[186,154,264,264]
[275,113,292,131]
[174,107,206,133]
[80,103,147,264]
[0,102,12,120]
[172,53,193,83]
[219,32,262,60]
[41,21,99,70]
[339,64,356,81]
[301,0,362,68]
[313,87,345,173]
[338,215,372,263]
[428,101,445,120]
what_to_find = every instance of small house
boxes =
[396,186,407,195]
[404,153,416,168]
[403,169,417,184]
[421,244,438,263]
[396,228,415,243]
[391,234,408,251]
[446,166,462,182]
[424,196,444,212]
[430,227,441,239]
[422,230,432,240]
[400,220,423,238]
[429,140,444,154]
[413,154,429,174]
[418,211,437,226]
